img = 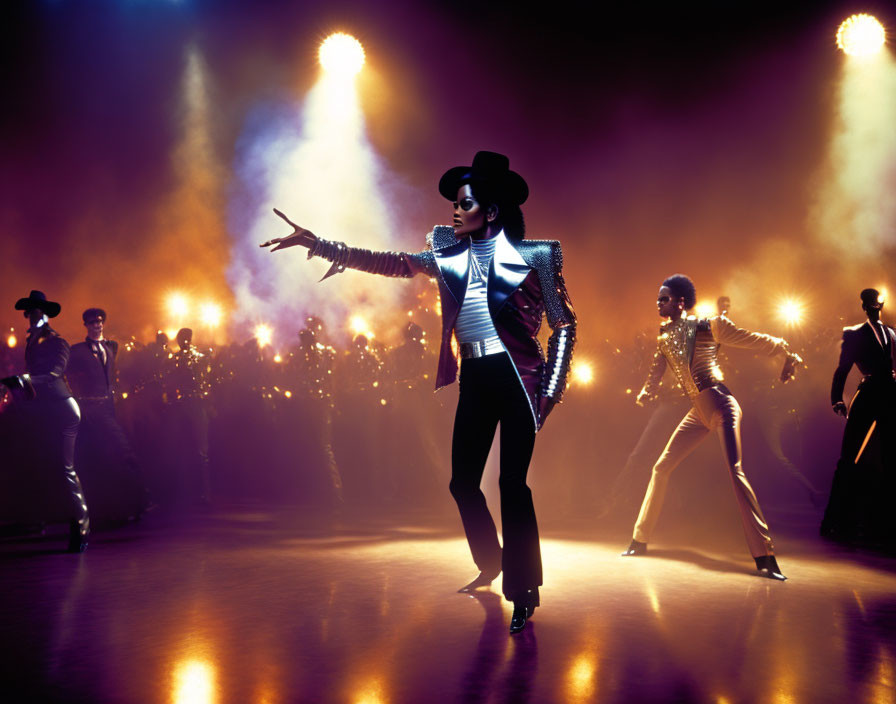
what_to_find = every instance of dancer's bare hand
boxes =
[260,209,317,252]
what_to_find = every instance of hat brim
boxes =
[15,297,61,318]
[438,166,529,205]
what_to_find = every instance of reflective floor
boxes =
[2,509,895,704]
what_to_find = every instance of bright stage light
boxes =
[572,360,595,386]
[167,293,189,319]
[695,301,715,318]
[837,14,886,57]
[349,315,374,339]
[777,298,804,326]
[319,33,365,77]
[6,333,16,348]
[878,287,888,304]
[254,323,273,348]
[199,302,223,328]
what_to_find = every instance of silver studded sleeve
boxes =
[307,235,440,280]
[538,241,577,401]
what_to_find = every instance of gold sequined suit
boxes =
[633,315,800,558]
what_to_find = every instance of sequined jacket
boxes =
[640,315,797,402]
[307,226,576,428]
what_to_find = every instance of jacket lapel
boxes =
[488,231,532,318]
[433,238,471,306]
[686,318,698,367]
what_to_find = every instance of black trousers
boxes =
[449,353,541,600]
[823,377,896,534]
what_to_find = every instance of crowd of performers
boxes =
[2,152,895,634]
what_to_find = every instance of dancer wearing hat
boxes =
[1,291,90,552]
[261,151,576,633]
[68,308,148,520]
[821,288,896,542]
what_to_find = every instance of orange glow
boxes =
[695,300,715,318]
[566,655,597,700]
[165,328,179,342]
[273,353,283,363]
[349,315,374,339]
[319,33,365,77]
[777,298,804,326]
[171,659,217,704]
[572,360,595,386]
[6,334,16,348]
[255,324,273,348]
[199,302,223,328]
[878,287,888,304]
[166,292,189,319]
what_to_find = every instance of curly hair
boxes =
[662,274,697,310]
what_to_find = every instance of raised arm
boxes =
[710,315,802,382]
[538,242,577,426]
[261,208,436,279]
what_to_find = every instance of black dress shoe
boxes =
[621,539,647,556]
[66,519,88,554]
[458,570,500,593]
[755,555,786,581]
[509,605,531,634]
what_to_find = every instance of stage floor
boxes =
[2,508,895,704]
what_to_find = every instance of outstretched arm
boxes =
[710,315,802,382]
[261,209,436,279]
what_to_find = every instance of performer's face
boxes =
[25,308,46,327]
[656,286,682,318]
[85,317,104,340]
[452,184,487,238]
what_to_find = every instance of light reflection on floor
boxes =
[1,510,895,703]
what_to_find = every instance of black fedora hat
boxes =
[438,151,529,205]
[82,308,107,324]
[15,290,61,318]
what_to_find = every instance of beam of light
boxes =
[319,33,365,78]
[171,659,217,704]
[199,302,223,328]
[572,360,594,386]
[254,323,273,348]
[695,300,715,318]
[228,31,413,350]
[167,292,189,320]
[811,24,896,258]
[837,14,886,57]
[777,298,804,326]
[165,328,179,342]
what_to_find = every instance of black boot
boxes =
[64,467,90,553]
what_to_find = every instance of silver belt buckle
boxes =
[460,340,487,359]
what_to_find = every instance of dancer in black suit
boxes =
[821,288,896,540]
[68,308,147,519]
[1,291,89,552]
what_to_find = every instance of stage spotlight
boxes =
[777,298,804,326]
[349,314,374,339]
[572,360,595,386]
[694,301,715,318]
[837,14,886,57]
[877,287,888,304]
[166,293,189,319]
[254,323,273,348]
[199,302,223,328]
[6,332,16,348]
[319,33,365,77]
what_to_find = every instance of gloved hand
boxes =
[832,400,847,418]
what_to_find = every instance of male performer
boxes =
[623,275,801,580]
[821,288,896,540]
[1,291,89,552]
[261,151,576,633]
[67,308,147,519]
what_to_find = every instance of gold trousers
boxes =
[633,385,775,557]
